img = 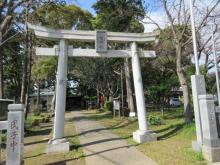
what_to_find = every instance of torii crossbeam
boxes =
[29,24,157,153]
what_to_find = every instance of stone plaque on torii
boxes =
[28,24,158,153]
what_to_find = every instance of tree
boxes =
[3,30,23,101]
[93,0,145,113]
[31,57,57,112]
[31,4,94,111]
[144,0,220,123]
[19,0,67,117]
[0,1,25,99]
[72,58,121,101]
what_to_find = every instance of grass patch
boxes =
[84,109,207,165]
[24,112,85,165]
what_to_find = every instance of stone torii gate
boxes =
[29,24,157,153]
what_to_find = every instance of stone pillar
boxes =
[199,95,220,162]
[191,75,206,151]
[6,104,24,165]
[47,40,69,153]
[131,42,156,143]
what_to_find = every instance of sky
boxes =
[66,0,165,32]
[66,0,97,15]
[65,0,219,34]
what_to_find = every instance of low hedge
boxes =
[104,101,113,111]
[25,113,51,127]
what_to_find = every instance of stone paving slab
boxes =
[72,111,158,165]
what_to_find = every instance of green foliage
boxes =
[3,30,23,100]
[32,57,57,81]
[33,105,41,116]
[25,113,51,128]
[67,0,146,99]
[84,95,97,101]
[1,133,6,143]
[31,4,95,97]
[31,57,57,91]
[191,152,204,161]
[93,0,144,32]
[26,117,40,127]
[104,101,113,111]
[143,55,179,105]
[148,115,162,125]
[33,4,94,30]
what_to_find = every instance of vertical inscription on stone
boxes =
[96,30,107,53]
[10,119,18,152]
[6,105,24,165]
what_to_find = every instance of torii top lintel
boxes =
[28,24,157,43]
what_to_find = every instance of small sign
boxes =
[96,30,107,53]
[113,100,120,110]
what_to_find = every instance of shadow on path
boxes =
[156,122,186,140]
[25,138,49,146]
[69,114,137,139]
[70,135,132,150]
[45,144,139,165]
[25,128,52,137]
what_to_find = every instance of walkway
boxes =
[72,111,158,165]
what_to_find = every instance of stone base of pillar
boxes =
[133,130,157,143]
[202,145,220,162]
[192,141,202,152]
[46,138,69,153]
[129,112,136,117]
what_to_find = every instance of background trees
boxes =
[92,0,146,112]
[144,0,220,123]
[0,1,25,99]
[1,0,219,124]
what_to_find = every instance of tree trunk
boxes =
[20,2,29,105]
[0,32,3,99]
[24,31,33,119]
[124,58,135,113]
[25,88,30,119]
[96,90,99,108]
[176,45,192,123]
[50,92,56,112]
[21,1,33,119]
[36,81,40,105]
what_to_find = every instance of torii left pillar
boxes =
[131,42,157,143]
[47,39,70,153]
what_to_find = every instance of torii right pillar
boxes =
[131,42,157,143]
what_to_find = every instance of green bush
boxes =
[33,105,41,116]
[84,95,97,101]
[148,115,161,125]
[1,133,6,143]
[25,117,40,127]
[25,113,51,128]
[104,101,113,111]
[32,118,40,126]
[45,116,50,123]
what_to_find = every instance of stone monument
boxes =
[199,95,220,162]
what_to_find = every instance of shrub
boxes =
[104,101,113,111]
[32,118,40,126]
[25,113,51,128]
[44,116,50,123]
[33,105,41,116]
[1,133,6,143]
[148,115,161,125]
